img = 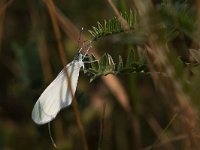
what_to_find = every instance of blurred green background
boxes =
[0,0,200,150]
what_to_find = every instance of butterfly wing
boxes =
[32,61,84,125]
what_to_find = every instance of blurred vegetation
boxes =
[1,0,200,150]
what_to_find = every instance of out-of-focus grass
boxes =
[1,0,200,150]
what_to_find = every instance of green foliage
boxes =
[87,53,116,82]
[87,1,197,80]
[86,50,148,82]
[88,0,196,43]
[159,0,197,38]
[88,10,138,41]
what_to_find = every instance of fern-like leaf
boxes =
[88,10,137,41]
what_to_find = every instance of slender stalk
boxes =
[98,102,106,150]
[43,0,89,150]
[107,0,130,30]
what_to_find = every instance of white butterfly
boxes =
[32,45,91,125]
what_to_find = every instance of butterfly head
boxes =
[74,40,92,62]
[74,52,83,62]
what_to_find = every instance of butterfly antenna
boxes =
[78,27,84,52]
[48,123,57,149]
[78,47,83,53]
[83,41,92,59]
